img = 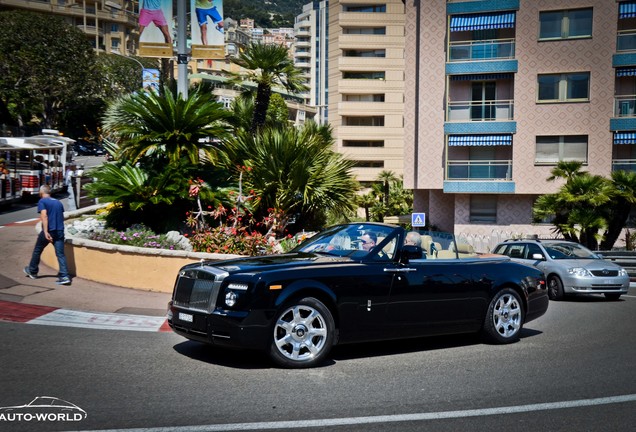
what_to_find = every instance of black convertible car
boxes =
[168,223,549,368]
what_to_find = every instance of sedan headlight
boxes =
[567,267,593,277]
[225,291,238,307]
[619,268,628,277]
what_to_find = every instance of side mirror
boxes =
[402,244,423,262]
[532,253,546,261]
[596,253,604,259]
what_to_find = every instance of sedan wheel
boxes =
[547,276,565,300]
[483,289,524,344]
[605,293,622,301]
[269,297,335,368]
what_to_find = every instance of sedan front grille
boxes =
[590,270,619,277]
[173,267,227,312]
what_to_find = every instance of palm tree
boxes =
[226,122,357,233]
[230,42,307,132]
[102,86,232,165]
[600,170,636,249]
[377,170,398,206]
[547,161,587,182]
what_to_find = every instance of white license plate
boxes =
[178,312,193,323]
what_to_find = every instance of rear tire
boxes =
[547,276,565,300]
[269,297,335,368]
[482,288,524,344]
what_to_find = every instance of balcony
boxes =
[446,100,513,122]
[617,30,636,52]
[446,160,512,181]
[615,95,636,117]
[448,39,515,62]
[612,159,636,172]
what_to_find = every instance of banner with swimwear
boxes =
[138,0,174,57]
[191,0,225,59]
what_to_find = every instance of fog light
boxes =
[225,291,238,307]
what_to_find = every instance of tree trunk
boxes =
[251,84,271,133]
[600,200,631,250]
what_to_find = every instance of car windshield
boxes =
[543,242,599,260]
[293,223,400,259]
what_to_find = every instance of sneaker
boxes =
[23,267,37,279]
[55,277,71,286]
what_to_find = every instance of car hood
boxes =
[198,252,355,274]
[550,258,622,270]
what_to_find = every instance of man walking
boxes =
[24,185,71,285]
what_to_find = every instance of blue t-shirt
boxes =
[38,197,65,232]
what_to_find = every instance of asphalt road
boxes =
[1,291,635,431]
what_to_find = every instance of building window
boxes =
[539,8,593,40]
[343,116,385,126]
[537,73,590,102]
[343,71,385,80]
[343,140,384,147]
[470,196,497,224]
[111,24,119,32]
[535,135,588,164]
[342,27,386,35]
[352,160,385,168]
[111,38,120,49]
[342,94,385,102]
[343,5,386,13]
[343,49,386,57]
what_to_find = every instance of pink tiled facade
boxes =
[405,0,629,249]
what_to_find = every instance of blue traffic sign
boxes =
[411,213,426,227]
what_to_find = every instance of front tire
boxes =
[547,275,565,300]
[604,293,622,301]
[269,297,335,368]
[482,288,524,344]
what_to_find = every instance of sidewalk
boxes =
[0,220,171,319]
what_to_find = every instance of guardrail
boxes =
[600,250,636,281]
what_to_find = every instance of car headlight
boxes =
[619,268,628,277]
[567,267,593,277]
[225,291,238,307]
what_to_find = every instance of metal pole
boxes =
[177,0,188,98]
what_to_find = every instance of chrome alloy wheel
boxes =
[492,293,522,338]
[273,304,328,362]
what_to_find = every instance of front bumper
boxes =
[561,275,630,294]
[168,302,272,350]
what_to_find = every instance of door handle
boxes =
[384,268,417,273]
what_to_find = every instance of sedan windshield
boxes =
[543,242,599,260]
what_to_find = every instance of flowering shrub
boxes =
[188,225,273,255]
[86,224,188,250]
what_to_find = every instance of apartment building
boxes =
[0,0,140,54]
[329,0,406,182]
[294,1,329,123]
[404,0,632,247]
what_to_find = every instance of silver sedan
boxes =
[493,240,630,301]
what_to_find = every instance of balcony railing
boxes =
[446,100,514,122]
[448,39,515,62]
[617,30,636,52]
[612,159,636,172]
[447,160,513,180]
[615,95,636,117]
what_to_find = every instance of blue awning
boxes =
[450,12,516,32]
[448,135,513,146]
[614,132,636,144]
[450,73,514,81]
[619,2,636,19]
[616,67,636,77]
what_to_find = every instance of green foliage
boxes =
[230,42,307,132]
[225,122,358,233]
[533,162,636,249]
[0,10,98,132]
[266,93,290,125]
[102,86,232,164]
[360,172,413,222]
[224,0,304,27]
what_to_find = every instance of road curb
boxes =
[0,300,170,332]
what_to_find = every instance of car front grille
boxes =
[591,270,619,277]
[173,267,228,312]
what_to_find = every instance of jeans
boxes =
[28,230,69,278]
